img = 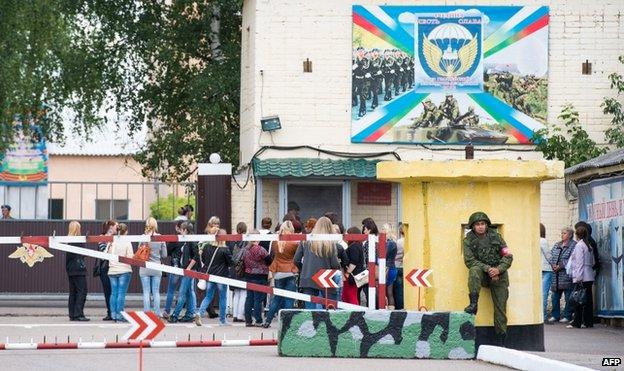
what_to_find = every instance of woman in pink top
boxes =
[567,224,595,329]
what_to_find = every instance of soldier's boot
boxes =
[464,293,479,314]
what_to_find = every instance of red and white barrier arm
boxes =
[48,239,366,311]
[0,339,277,350]
[0,234,370,245]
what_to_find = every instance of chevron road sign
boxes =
[406,268,433,288]
[121,311,165,341]
[312,269,341,289]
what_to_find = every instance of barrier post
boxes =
[367,234,377,310]
[377,233,387,310]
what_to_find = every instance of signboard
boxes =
[351,6,548,145]
[121,311,166,341]
[0,124,48,185]
[312,269,341,289]
[357,182,392,205]
[578,176,624,317]
[406,268,433,288]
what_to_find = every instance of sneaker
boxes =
[547,317,557,323]
[233,318,244,323]
[565,325,574,329]
[581,324,587,328]
[194,314,202,327]
[559,318,570,323]
[219,322,231,327]
[245,322,254,327]
[161,312,170,320]
[167,316,179,324]
[179,316,193,323]
[261,322,271,328]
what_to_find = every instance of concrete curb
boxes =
[476,345,595,371]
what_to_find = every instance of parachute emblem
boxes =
[421,23,479,78]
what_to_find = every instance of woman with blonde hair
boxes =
[294,216,340,309]
[66,221,89,321]
[381,223,398,310]
[200,216,221,319]
[196,229,233,326]
[263,221,298,328]
[139,217,167,315]
[108,223,134,322]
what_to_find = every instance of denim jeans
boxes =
[164,273,181,314]
[172,277,196,318]
[551,288,572,320]
[198,282,228,324]
[301,287,337,309]
[245,276,267,324]
[542,271,554,320]
[394,268,404,309]
[109,272,131,320]
[140,275,162,315]
[333,274,343,303]
[265,276,296,324]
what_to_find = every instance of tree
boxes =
[1,0,243,181]
[603,55,624,147]
[532,104,606,168]
[149,194,195,221]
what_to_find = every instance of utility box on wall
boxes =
[377,159,563,351]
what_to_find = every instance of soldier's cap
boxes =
[468,212,491,228]
[356,46,365,51]
[372,48,379,52]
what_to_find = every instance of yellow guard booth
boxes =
[377,159,563,351]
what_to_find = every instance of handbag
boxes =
[197,246,219,290]
[354,269,369,288]
[234,244,247,278]
[569,283,587,308]
[134,242,152,261]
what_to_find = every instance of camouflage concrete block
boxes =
[278,310,475,359]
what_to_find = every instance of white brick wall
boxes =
[239,0,624,232]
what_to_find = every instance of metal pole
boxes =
[141,184,145,220]
[80,183,83,220]
[64,183,68,220]
[110,183,114,219]
[95,183,99,220]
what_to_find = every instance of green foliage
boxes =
[532,104,606,168]
[603,55,624,147]
[149,193,195,221]
[1,0,243,181]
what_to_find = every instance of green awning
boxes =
[252,158,379,178]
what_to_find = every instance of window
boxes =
[48,199,64,219]
[95,199,129,220]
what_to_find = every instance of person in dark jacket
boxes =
[163,220,184,319]
[547,227,576,323]
[196,229,233,326]
[96,220,117,321]
[343,227,365,305]
[168,222,200,323]
[66,221,89,321]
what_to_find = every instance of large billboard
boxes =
[578,176,624,317]
[0,125,48,185]
[351,6,548,145]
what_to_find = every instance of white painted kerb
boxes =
[477,345,595,371]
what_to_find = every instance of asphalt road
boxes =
[0,303,622,370]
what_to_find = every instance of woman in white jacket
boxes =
[567,224,595,329]
[108,223,134,322]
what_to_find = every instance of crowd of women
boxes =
[540,221,600,329]
[63,208,405,328]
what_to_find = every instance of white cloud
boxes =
[398,12,415,24]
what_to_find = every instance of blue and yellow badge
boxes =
[416,13,483,92]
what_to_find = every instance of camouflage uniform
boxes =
[463,212,513,343]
